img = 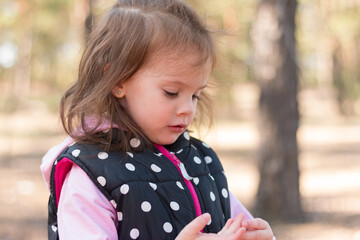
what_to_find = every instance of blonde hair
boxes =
[60,0,215,151]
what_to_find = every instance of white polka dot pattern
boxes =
[97,152,108,160]
[151,164,161,172]
[202,142,210,148]
[205,156,212,164]
[51,225,57,232]
[170,201,180,211]
[141,201,151,212]
[207,217,212,225]
[62,137,233,238]
[117,212,123,221]
[154,152,162,157]
[176,149,183,154]
[130,228,139,239]
[176,181,184,190]
[110,200,117,208]
[120,184,129,194]
[222,188,229,198]
[130,138,141,148]
[163,222,173,233]
[193,177,199,185]
[183,131,190,140]
[193,156,201,164]
[149,182,157,190]
[125,163,135,171]
[210,191,216,201]
[71,149,80,157]
[209,174,215,181]
[97,176,106,186]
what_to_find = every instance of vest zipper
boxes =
[154,144,202,218]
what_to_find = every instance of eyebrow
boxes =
[166,80,207,90]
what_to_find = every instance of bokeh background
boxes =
[0,0,360,239]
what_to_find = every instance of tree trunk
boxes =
[252,0,304,221]
[85,0,94,43]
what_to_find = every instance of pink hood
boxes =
[40,118,116,191]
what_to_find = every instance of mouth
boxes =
[168,124,187,133]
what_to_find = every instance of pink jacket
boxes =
[41,123,253,239]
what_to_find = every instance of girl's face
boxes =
[117,51,212,145]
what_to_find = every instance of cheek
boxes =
[188,103,198,122]
[121,95,144,121]
[190,111,196,122]
[126,94,169,123]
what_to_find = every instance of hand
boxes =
[176,213,246,240]
[240,218,273,240]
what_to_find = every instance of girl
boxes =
[41,0,274,239]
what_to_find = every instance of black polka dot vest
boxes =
[47,131,231,240]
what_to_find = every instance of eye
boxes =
[164,90,178,97]
[192,95,201,101]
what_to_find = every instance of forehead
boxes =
[128,50,212,89]
[143,49,213,76]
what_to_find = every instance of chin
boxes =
[156,139,176,146]
[152,135,179,146]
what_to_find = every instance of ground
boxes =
[0,85,359,239]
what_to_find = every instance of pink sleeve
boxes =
[229,191,254,220]
[58,165,118,240]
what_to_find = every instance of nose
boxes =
[177,97,196,117]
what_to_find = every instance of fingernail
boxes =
[202,213,210,219]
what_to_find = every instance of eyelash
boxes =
[193,95,201,101]
[164,90,201,101]
[164,90,178,97]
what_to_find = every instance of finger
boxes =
[217,227,246,240]
[233,227,247,239]
[217,218,234,235]
[176,213,211,240]
[242,218,269,230]
[227,213,245,233]
[241,229,273,240]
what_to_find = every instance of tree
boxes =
[252,0,304,221]
[85,0,94,42]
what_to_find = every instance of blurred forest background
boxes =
[0,0,360,239]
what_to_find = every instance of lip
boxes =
[168,124,186,133]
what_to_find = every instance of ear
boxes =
[111,85,126,98]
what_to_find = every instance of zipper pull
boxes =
[178,162,193,180]
[169,153,193,181]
